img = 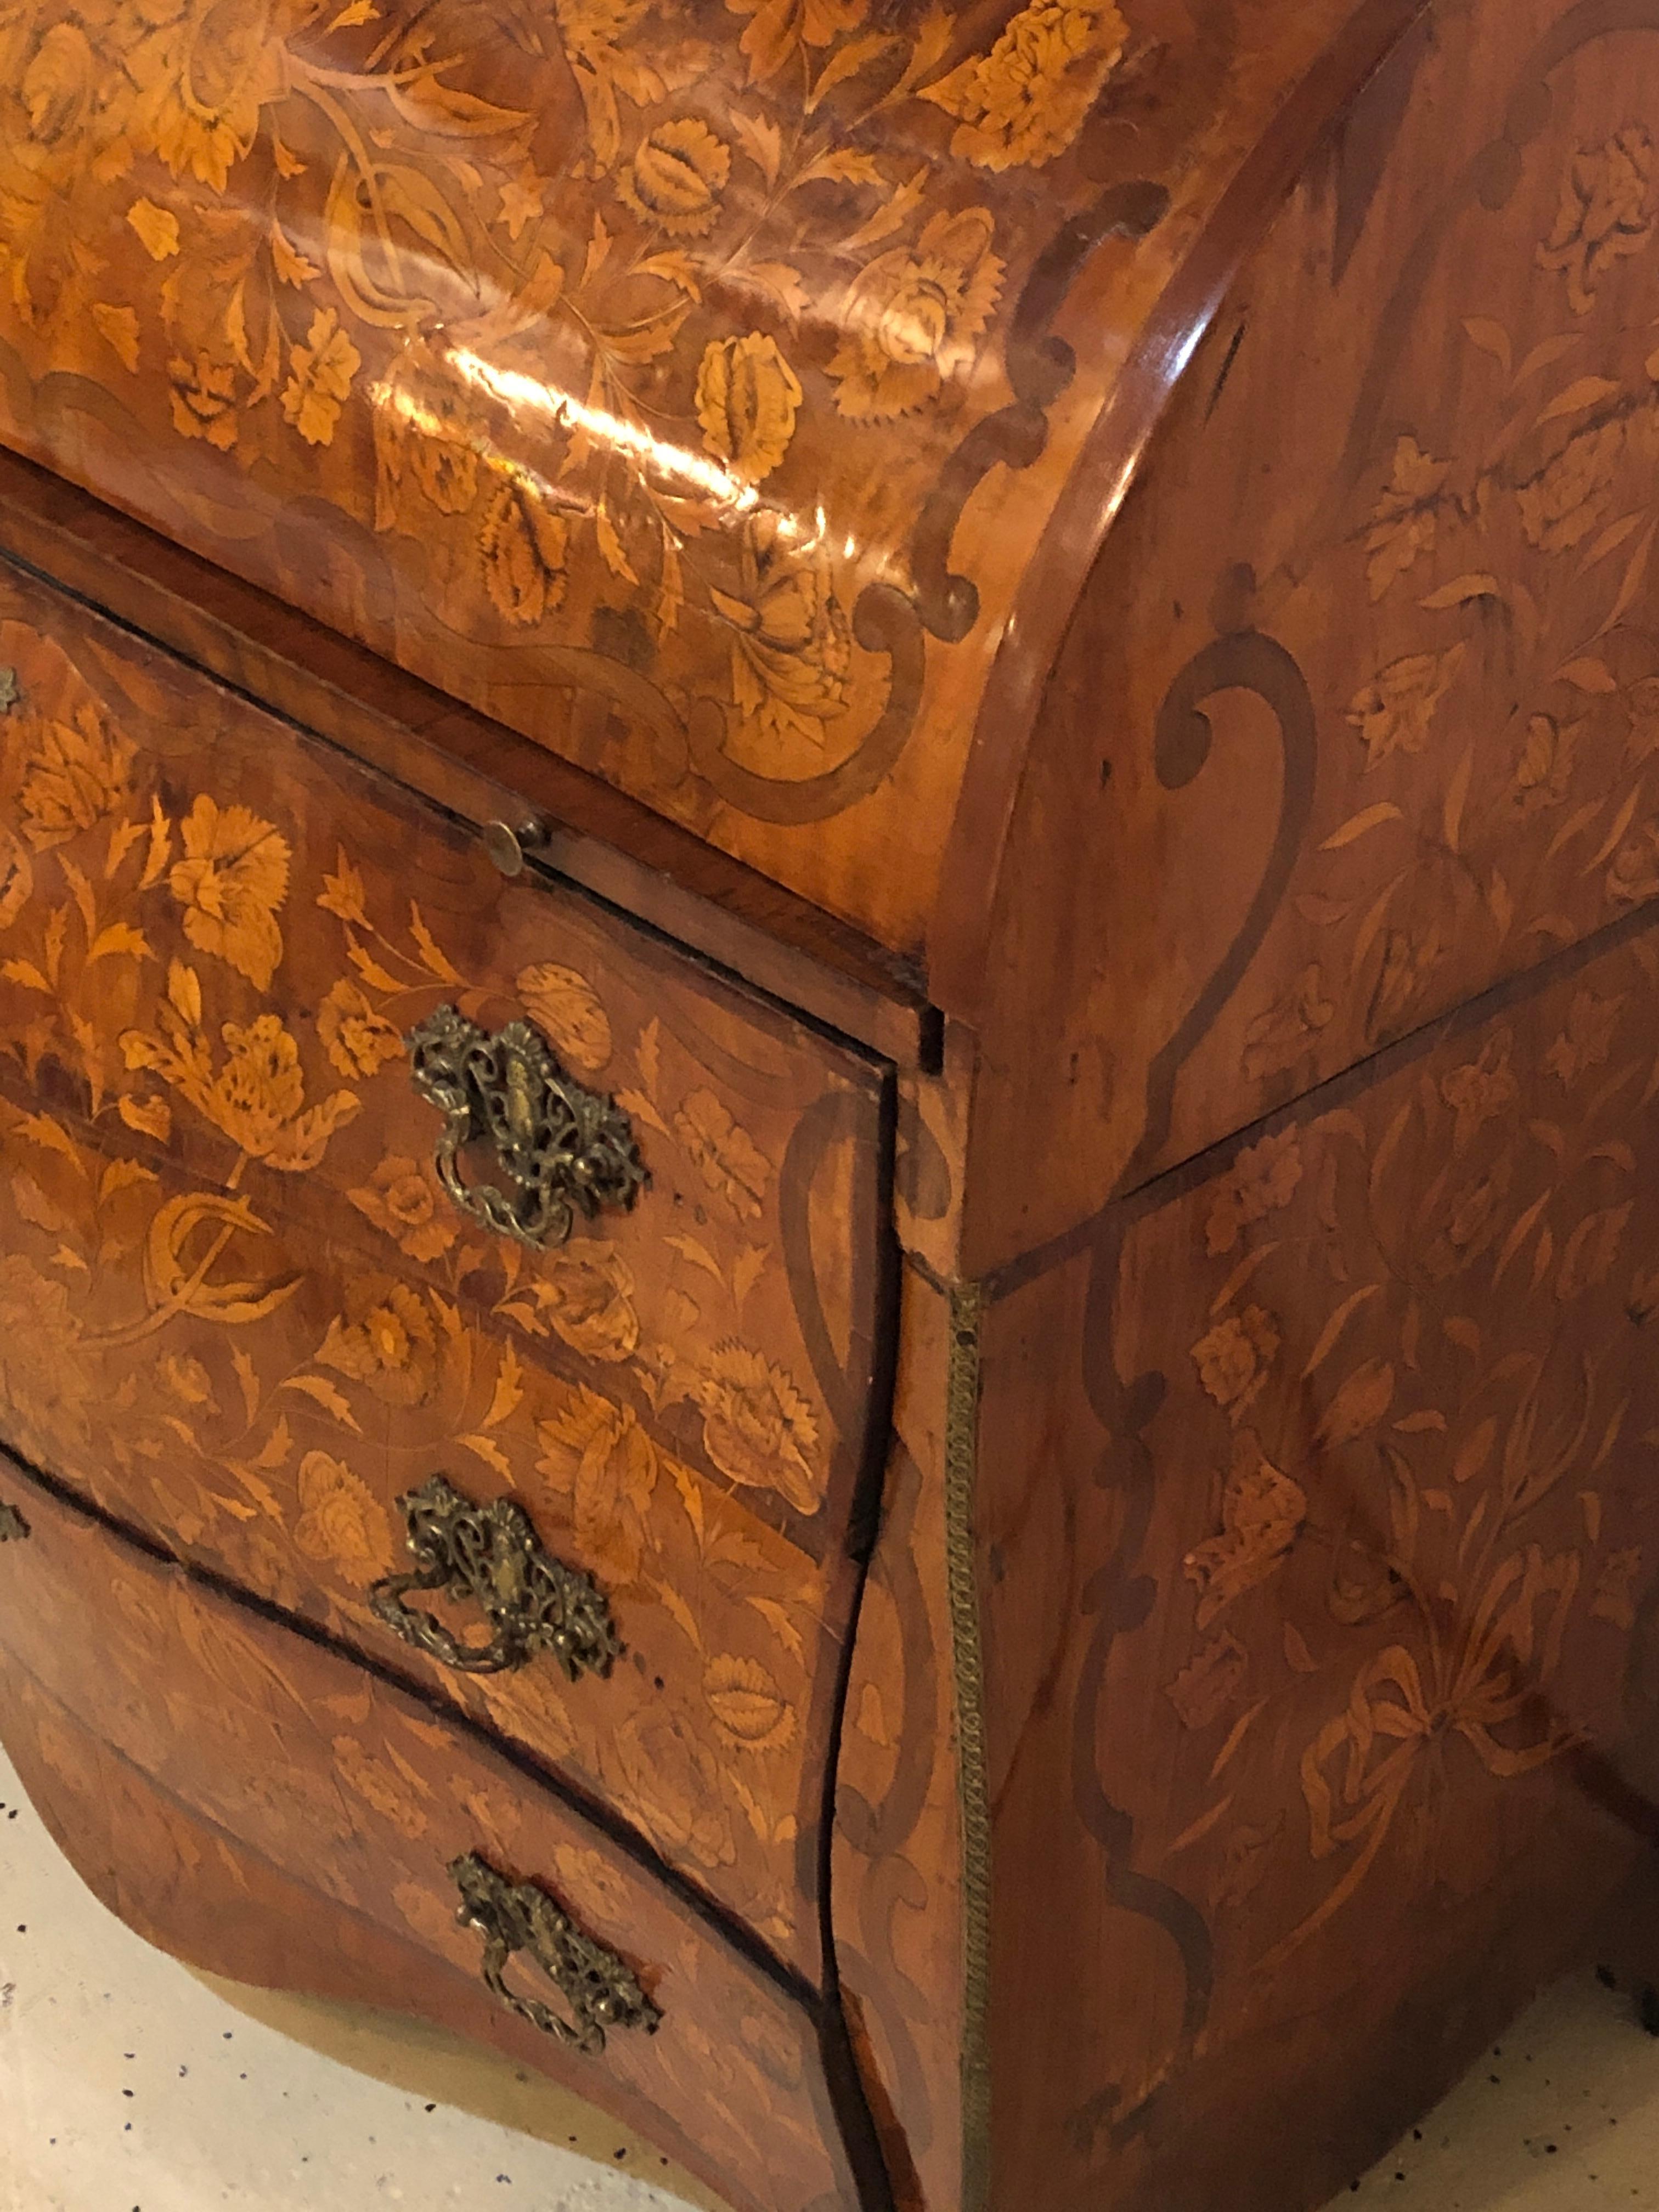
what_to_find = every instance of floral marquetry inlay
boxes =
[0,0,1381,946]
[0,571,889,1977]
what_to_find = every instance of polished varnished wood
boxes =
[0,558,895,1980]
[0,1459,881,2212]
[0,444,932,1062]
[3,3,1659,2211]
[0,0,1409,960]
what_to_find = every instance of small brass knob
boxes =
[482,816,548,878]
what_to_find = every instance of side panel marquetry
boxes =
[977,914,1659,2212]
[973,0,1659,1267]
[0,562,890,1977]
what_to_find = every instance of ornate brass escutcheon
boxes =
[369,1474,620,1681]
[0,1501,29,1541]
[406,1005,646,1251]
[450,1851,661,2057]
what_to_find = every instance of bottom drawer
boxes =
[0,1460,868,2212]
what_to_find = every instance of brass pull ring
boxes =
[407,1005,646,1252]
[370,1475,620,1681]
[450,1852,661,2056]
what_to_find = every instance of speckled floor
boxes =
[3,1731,1659,2212]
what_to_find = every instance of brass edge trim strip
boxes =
[945,1283,991,2212]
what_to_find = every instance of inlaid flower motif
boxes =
[281,308,359,448]
[619,117,730,236]
[921,0,1128,172]
[1204,1128,1302,1257]
[515,963,612,1071]
[713,515,852,749]
[829,208,1004,421]
[536,1380,657,1586]
[608,1704,735,1871]
[724,0,867,86]
[317,978,402,1080]
[1347,645,1465,771]
[159,1352,216,1409]
[479,476,569,625]
[1545,986,1623,1086]
[1607,823,1659,906]
[347,1153,458,1265]
[534,1244,640,1363]
[293,1449,391,1583]
[315,1277,437,1407]
[674,1088,769,1218]
[696,333,802,487]
[168,794,290,989]
[127,0,291,193]
[693,1342,820,1514]
[1242,964,1335,1084]
[168,353,239,449]
[400,383,483,516]
[1440,1030,1517,1151]
[1519,416,1624,554]
[122,984,359,1174]
[1190,1306,1279,1423]
[1366,436,1451,600]
[15,703,136,851]
[704,1653,795,1752]
[1538,125,1655,314]
[1165,1628,1246,1731]
[1184,1437,1307,1631]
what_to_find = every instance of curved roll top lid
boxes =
[0,0,1369,964]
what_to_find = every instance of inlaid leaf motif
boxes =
[515,963,613,1071]
[674,1088,770,1218]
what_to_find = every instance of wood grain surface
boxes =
[0,0,1409,960]
[0,1456,873,2212]
[0,558,896,1982]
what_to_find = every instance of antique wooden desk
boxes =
[0,2,1657,2207]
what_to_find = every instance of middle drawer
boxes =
[0,562,895,1982]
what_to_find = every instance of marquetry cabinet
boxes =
[3,3,1659,2209]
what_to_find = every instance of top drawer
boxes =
[0,556,892,1977]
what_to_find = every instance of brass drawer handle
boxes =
[370,1475,620,1681]
[450,1851,661,2056]
[406,1005,646,1251]
[0,1501,29,1541]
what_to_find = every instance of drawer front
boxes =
[0,560,892,1975]
[0,1462,861,2212]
